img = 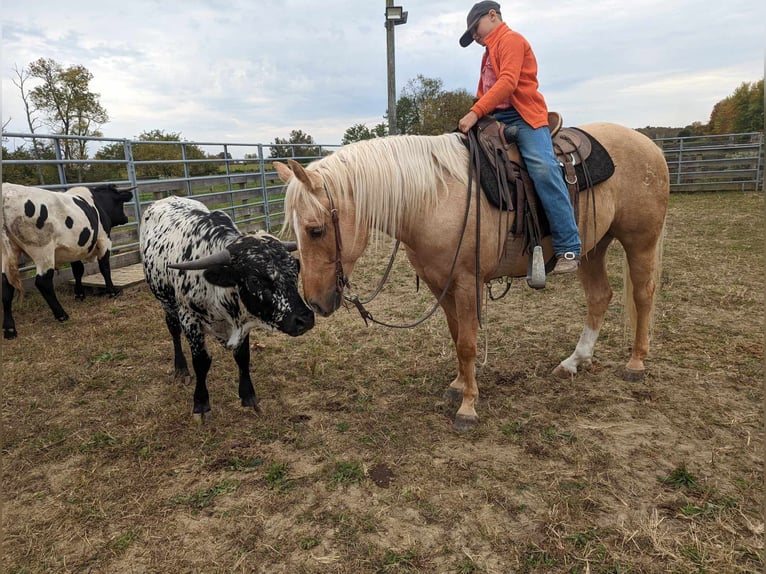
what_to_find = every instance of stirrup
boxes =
[526,245,546,289]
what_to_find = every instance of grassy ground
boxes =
[1,191,763,573]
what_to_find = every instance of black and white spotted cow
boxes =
[2,182,133,339]
[140,196,314,421]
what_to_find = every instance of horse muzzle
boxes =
[309,290,343,317]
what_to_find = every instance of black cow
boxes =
[140,196,314,421]
[2,183,133,339]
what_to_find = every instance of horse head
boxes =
[275,158,370,317]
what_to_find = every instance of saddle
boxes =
[466,112,614,283]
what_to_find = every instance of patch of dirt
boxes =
[2,192,763,573]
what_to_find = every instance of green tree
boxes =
[342,123,388,145]
[269,130,320,159]
[91,130,214,181]
[708,80,764,134]
[395,75,474,135]
[1,142,58,185]
[26,58,109,181]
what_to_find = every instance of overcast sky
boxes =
[1,0,763,146]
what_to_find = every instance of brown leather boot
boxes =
[552,252,580,274]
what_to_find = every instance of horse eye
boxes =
[307,226,325,239]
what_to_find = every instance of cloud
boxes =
[2,0,763,146]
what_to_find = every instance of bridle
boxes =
[324,183,349,296]
[318,163,477,329]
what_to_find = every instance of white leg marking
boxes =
[558,325,600,374]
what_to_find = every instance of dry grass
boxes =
[2,191,763,573]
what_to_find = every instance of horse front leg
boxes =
[426,284,479,430]
[553,238,612,378]
[450,285,481,431]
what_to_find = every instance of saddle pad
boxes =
[560,127,615,192]
[466,127,615,211]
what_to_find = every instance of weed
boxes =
[520,544,557,570]
[542,426,575,443]
[381,548,417,569]
[456,556,482,573]
[79,431,118,452]
[300,537,320,550]
[110,529,140,554]
[681,545,705,565]
[500,420,522,439]
[265,462,288,489]
[331,461,365,485]
[567,528,600,548]
[227,456,264,471]
[88,351,127,364]
[172,479,239,509]
[658,465,698,490]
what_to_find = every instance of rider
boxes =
[457,1,581,274]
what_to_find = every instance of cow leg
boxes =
[71,260,87,301]
[233,334,259,411]
[187,328,212,421]
[35,269,69,322]
[97,251,121,297]
[2,273,17,339]
[165,311,190,383]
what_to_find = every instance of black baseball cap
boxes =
[459,1,501,47]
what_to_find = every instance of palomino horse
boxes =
[275,122,669,431]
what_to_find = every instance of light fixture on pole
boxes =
[385,2,407,136]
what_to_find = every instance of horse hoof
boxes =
[623,368,645,382]
[443,387,463,403]
[56,314,70,323]
[75,294,86,302]
[452,414,478,432]
[108,289,122,298]
[4,329,17,340]
[552,364,575,379]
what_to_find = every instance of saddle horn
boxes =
[168,250,232,270]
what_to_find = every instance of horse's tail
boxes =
[623,221,665,339]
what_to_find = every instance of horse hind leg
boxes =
[553,237,613,378]
[621,237,662,381]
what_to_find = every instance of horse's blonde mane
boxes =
[283,133,469,237]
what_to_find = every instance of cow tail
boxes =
[1,227,24,295]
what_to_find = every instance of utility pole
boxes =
[384,1,407,136]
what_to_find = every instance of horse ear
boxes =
[274,161,294,183]
[286,159,315,190]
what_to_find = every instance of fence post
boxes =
[53,136,67,186]
[181,143,191,196]
[676,138,683,186]
[757,133,764,192]
[257,144,271,232]
[123,140,141,236]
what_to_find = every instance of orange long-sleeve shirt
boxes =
[470,22,549,129]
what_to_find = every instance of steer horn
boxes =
[281,240,298,252]
[168,250,232,270]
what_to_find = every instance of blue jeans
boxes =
[493,109,580,256]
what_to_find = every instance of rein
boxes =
[321,165,475,329]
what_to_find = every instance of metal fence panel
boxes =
[653,131,763,192]
[2,130,763,284]
[2,132,339,283]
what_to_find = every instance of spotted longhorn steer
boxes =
[140,196,314,421]
[2,182,133,339]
